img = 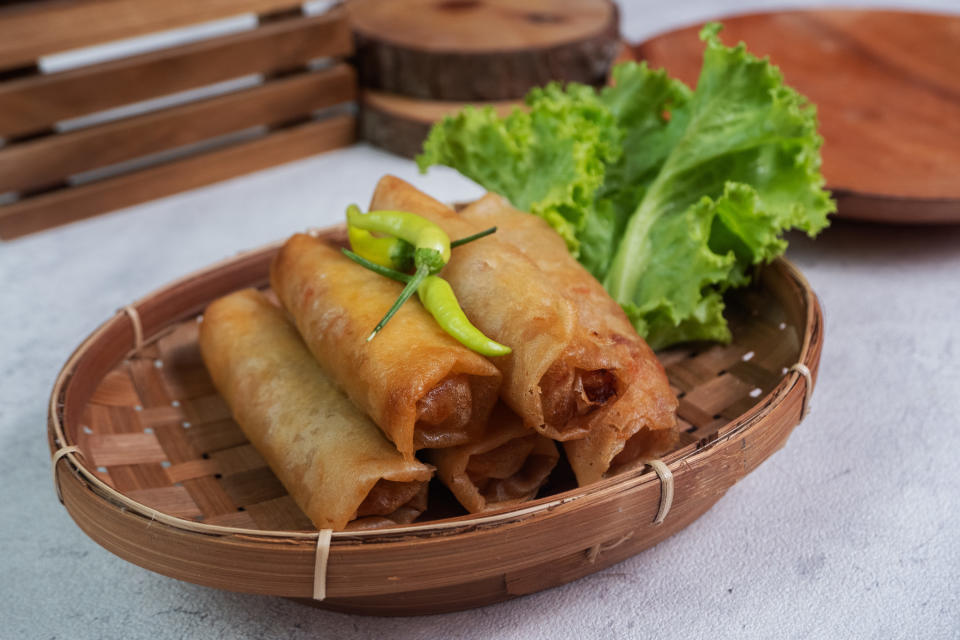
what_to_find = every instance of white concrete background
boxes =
[2,1,959,638]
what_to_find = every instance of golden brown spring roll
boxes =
[460,193,679,486]
[199,289,433,530]
[369,176,656,445]
[430,404,559,513]
[271,234,501,458]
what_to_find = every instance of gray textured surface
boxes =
[2,1,960,638]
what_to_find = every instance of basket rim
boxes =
[48,234,820,545]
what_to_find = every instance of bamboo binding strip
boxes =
[51,445,83,503]
[314,529,333,601]
[789,362,814,419]
[120,305,144,351]
[647,460,674,526]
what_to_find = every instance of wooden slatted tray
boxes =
[0,2,357,239]
[49,227,822,615]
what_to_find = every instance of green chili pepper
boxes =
[342,248,411,283]
[347,205,453,342]
[342,249,511,356]
[346,205,450,273]
[347,201,495,271]
[345,205,415,271]
[417,275,511,356]
[344,206,509,354]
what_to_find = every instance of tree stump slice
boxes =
[347,0,620,101]
[634,10,960,224]
[360,89,520,158]
[360,43,633,158]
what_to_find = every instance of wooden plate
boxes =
[48,227,822,615]
[633,10,960,224]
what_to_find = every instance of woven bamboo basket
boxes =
[49,225,822,616]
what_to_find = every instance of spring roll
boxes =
[460,193,679,485]
[369,176,656,445]
[430,404,559,513]
[199,289,433,530]
[271,234,501,458]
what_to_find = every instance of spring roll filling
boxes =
[413,374,473,447]
[465,438,558,504]
[356,478,428,518]
[606,425,680,476]
[465,436,537,480]
[540,363,623,433]
[348,483,430,530]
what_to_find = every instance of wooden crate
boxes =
[0,0,357,239]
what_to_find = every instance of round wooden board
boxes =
[49,228,822,615]
[359,42,635,158]
[633,9,960,224]
[360,90,521,158]
[347,0,620,100]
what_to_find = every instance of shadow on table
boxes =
[143,576,567,639]
[786,218,960,268]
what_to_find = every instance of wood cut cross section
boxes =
[348,0,621,100]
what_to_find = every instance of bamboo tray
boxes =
[49,227,822,616]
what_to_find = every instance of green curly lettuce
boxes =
[418,83,620,253]
[418,23,834,349]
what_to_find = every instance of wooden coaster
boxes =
[347,0,620,101]
[359,42,635,158]
[634,10,960,224]
[360,89,520,158]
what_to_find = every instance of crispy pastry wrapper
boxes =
[271,234,501,459]
[372,176,624,442]
[430,404,559,513]
[460,193,679,485]
[198,289,434,530]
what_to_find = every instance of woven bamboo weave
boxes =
[48,230,822,614]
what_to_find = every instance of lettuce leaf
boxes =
[418,23,834,349]
[418,83,620,254]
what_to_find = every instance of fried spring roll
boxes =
[460,193,679,485]
[199,289,434,530]
[271,234,501,458]
[430,405,559,513]
[369,176,655,445]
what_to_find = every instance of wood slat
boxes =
[211,444,267,476]
[106,464,172,492]
[88,370,141,406]
[125,486,203,519]
[0,9,352,138]
[0,65,355,193]
[86,433,168,467]
[126,358,176,408]
[0,114,356,239]
[182,476,238,517]
[220,468,287,506]
[181,395,233,427]
[165,458,221,484]
[184,420,249,455]
[0,0,313,70]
